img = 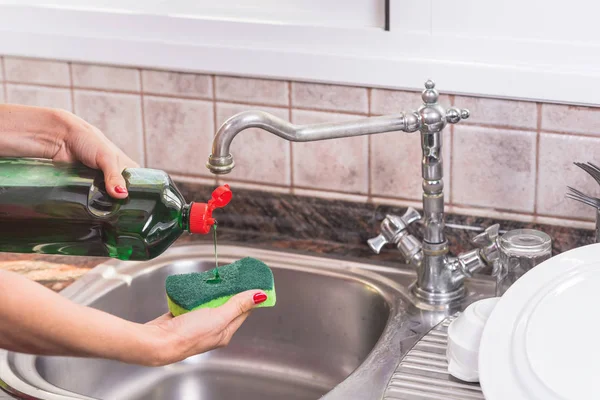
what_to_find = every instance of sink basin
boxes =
[0,244,494,400]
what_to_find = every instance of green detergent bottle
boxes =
[0,158,231,260]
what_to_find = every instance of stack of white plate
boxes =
[478,242,600,399]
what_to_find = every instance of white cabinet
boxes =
[0,0,385,28]
[431,1,599,44]
[0,1,598,105]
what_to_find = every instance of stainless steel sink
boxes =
[0,244,495,400]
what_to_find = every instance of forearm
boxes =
[0,104,69,159]
[0,270,162,364]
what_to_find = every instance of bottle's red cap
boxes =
[189,184,232,234]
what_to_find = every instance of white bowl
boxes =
[447,297,500,382]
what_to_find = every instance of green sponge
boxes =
[165,257,276,316]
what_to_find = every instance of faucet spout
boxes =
[207,110,421,174]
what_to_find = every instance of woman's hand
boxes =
[0,270,267,365]
[0,104,138,199]
[142,291,267,366]
[54,111,139,199]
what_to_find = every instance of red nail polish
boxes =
[253,293,267,304]
[115,185,128,194]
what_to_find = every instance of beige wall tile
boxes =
[454,96,537,130]
[452,125,537,212]
[142,70,212,99]
[371,88,451,116]
[4,57,70,86]
[291,110,368,194]
[143,96,214,176]
[369,196,423,211]
[169,174,216,187]
[223,181,291,194]
[216,103,290,186]
[537,133,600,220]
[215,76,288,106]
[291,82,368,113]
[294,188,369,203]
[74,90,144,165]
[533,215,595,230]
[542,104,600,136]
[6,84,72,111]
[371,130,451,202]
[72,64,140,92]
[456,206,596,229]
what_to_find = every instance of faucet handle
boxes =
[401,207,421,225]
[472,224,499,246]
[472,224,501,264]
[367,214,405,254]
[446,108,470,124]
[367,234,390,254]
[368,207,421,254]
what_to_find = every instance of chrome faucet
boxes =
[207,80,500,306]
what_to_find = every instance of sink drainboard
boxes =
[383,314,484,400]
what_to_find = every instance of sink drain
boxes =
[383,314,484,400]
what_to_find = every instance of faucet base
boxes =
[411,284,466,307]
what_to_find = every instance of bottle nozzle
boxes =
[189,184,232,234]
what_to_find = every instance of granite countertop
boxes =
[0,253,100,292]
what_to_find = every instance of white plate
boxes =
[479,243,600,400]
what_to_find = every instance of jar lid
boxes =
[498,229,552,256]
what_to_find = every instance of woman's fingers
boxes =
[213,290,267,329]
[217,311,252,348]
[147,312,173,324]
[95,147,138,199]
[60,117,139,199]
[96,152,129,199]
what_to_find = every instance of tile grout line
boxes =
[293,105,370,117]
[288,81,295,194]
[1,56,7,101]
[68,62,75,113]
[367,87,373,200]
[3,80,183,97]
[212,75,219,186]
[533,103,543,215]
[459,121,538,132]
[536,129,600,139]
[139,69,149,168]
[4,81,86,91]
[448,125,454,206]
[448,94,455,206]
[288,184,369,198]
[449,201,596,225]
[212,75,217,137]
[217,99,368,117]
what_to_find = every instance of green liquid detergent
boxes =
[0,158,232,261]
[205,223,222,284]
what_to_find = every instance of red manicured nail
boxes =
[115,185,128,194]
[253,293,267,304]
